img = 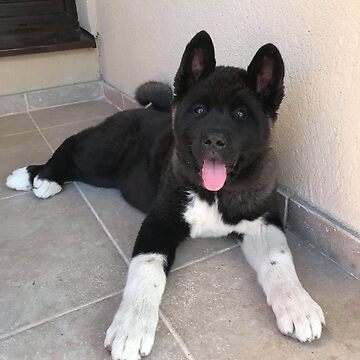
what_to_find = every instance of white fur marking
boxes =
[104,254,166,360]
[6,167,32,191]
[183,191,262,238]
[33,175,62,199]
[241,223,325,342]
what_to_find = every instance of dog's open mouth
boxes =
[201,158,227,191]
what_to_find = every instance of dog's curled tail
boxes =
[135,81,173,112]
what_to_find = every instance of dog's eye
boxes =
[193,105,206,115]
[233,108,247,119]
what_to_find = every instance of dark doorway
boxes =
[0,0,96,56]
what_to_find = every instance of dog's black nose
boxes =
[202,132,227,150]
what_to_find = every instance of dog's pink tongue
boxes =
[201,159,227,191]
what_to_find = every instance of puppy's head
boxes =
[172,30,284,192]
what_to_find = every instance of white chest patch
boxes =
[183,191,264,238]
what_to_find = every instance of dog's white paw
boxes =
[6,167,32,191]
[269,283,325,342]
[104,304,158,360]
[33,176,62,199]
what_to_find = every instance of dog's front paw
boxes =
[104,304,158,360]
[269,283,325,342]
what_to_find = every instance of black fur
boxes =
[135,81,173,112]
[26,30,285,272]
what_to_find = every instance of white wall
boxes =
[95,0,360,234]
[75,0,98,35]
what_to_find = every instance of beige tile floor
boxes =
[0,100,359,360]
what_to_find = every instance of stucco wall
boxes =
[94,0,360,234]
[0,49,100,96]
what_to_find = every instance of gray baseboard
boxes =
[0,80,137,117]
[0,81,104,116]
[284,193,360,279]
[0,93,27,117]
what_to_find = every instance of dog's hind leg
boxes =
[7,135,78,199]
[33,135,81,198]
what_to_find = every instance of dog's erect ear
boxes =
[173,30,216,100]
[247,44,285,116]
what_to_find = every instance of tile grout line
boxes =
[1,113,115,139]
[74,182,130,266]
[1,129,36,138]
[0,191,28,201]
[28,112,56,152]
[103,82,124,110]
[104,95,123,112]
[26,97,56,153]
[39,115,109,130]
[159,310,196,360]
[171,243,240,273]
[0,290,123,342]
